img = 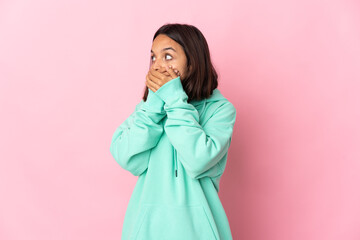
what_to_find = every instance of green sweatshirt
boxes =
[110,76,237,240]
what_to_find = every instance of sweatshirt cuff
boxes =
[141,88,166,113]
[154,76,188,105]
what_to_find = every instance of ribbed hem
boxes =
[155,76,188,104]
[141,88,165,113]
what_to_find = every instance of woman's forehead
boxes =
[152,35,180,52]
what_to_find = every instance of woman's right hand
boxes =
[146,66,181,92]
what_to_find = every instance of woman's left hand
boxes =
[146,65,180,93]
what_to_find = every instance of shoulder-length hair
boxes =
[142,23,218,103]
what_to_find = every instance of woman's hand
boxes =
[146,65,181,93]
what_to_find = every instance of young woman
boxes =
[110,23,237,240]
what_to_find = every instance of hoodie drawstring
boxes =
[174,147,178,177]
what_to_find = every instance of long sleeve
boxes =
[154,76,237,179]
[109,88,166,176]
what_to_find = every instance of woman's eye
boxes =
[151,54,172,62]
[165,54,172,60]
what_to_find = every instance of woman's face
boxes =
[150,34,190,80]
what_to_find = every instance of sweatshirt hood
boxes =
[188,88,226,119]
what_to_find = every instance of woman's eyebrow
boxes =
[151,47,176,54]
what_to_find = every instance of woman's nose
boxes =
[151,59,164,71]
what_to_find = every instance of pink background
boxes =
[1,0,360,239]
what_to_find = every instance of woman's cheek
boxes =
[169,64,180,73]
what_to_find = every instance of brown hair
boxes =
[142,23,218,102]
